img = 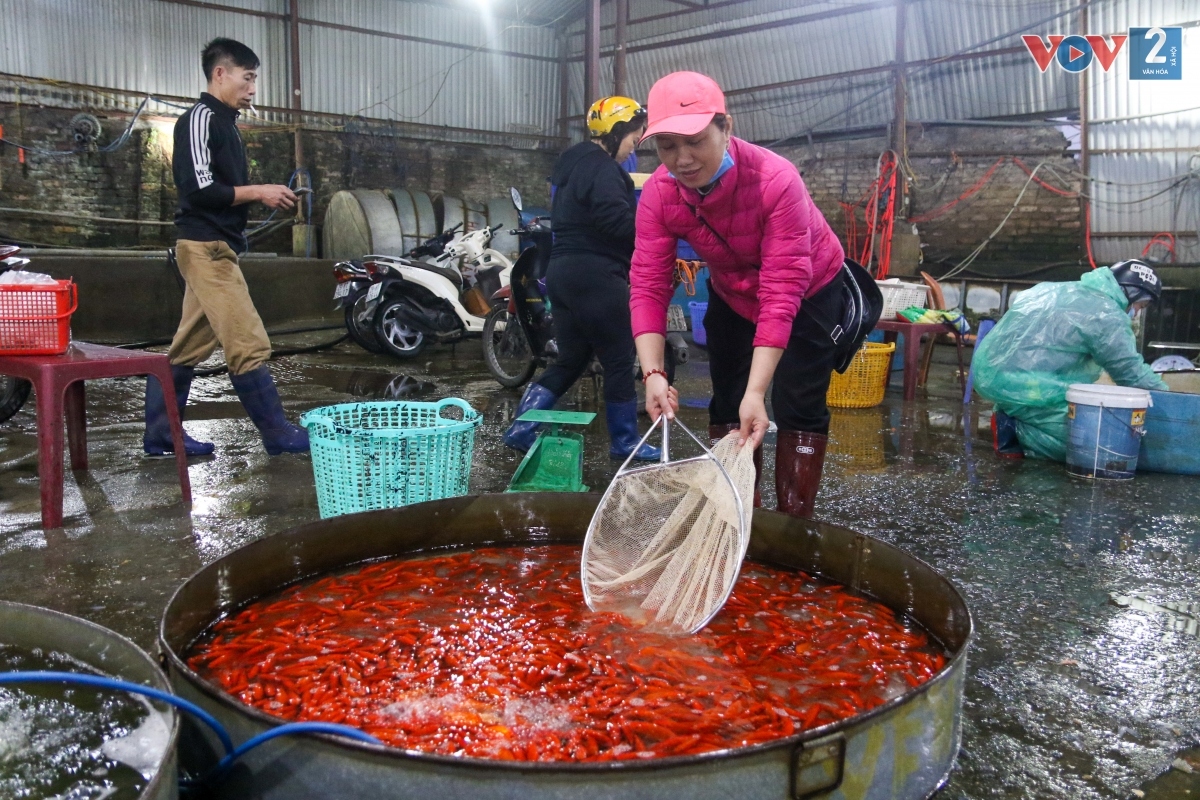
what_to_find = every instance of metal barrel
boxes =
[322,189,406,260]
[1,601,180,800]
[160,493,971,800]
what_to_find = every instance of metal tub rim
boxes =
[159,493,973,775]
[1,600,181,800]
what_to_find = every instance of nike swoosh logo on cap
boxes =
[680,101,699,107]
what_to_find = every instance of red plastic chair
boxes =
[0,342,191,529]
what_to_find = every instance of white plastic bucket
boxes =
[1064,383,1152,480]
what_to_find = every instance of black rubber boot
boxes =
[229,366,310,455]
[143,365,214,457]
[502,383,559,453]
[607,400,662,461]
[991,410,1025,459]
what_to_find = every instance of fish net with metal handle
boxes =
[581,418,756,634]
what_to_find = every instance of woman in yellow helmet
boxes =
[503,96,661,460]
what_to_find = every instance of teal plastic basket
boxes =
[300,399,482,519]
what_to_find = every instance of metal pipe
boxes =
[297,17,558,62]
[584,0,601,108]
[157,0,286,21]
[558,46,1032,127]
[0,71,568,148]
[569,0,891,61]
[891,0,907,154]
[558,31,571,141]
[723,45,1025,98]
[289,0,304,171]
[613,0,629,97]
[567,0,760,39]
[1078,0,1091,261]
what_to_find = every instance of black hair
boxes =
[598,115,648,159]
[202,38,260,81]
[712,114,730,132]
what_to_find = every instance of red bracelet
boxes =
[643,368,670,385]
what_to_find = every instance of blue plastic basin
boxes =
[1139,389,1200,475]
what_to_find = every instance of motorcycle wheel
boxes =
[344,301,386,354]
[0,376,32,424]
[374,298,429,360]
[482,305,536,389]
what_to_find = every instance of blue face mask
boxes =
[668,148,735,184]
[709,149,735,183]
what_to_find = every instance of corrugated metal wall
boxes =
[0,0,560,136]
[0,0,289,108]
[1087,0,1200,262]
[563,0,1080,144]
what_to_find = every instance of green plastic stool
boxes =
[506,410,596,493]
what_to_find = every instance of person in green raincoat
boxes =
[973,260,1169,460]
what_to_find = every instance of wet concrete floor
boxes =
[0,331,1197,799]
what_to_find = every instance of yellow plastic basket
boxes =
[827,342,896,408]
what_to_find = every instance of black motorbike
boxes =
[481,194,553,388]
[333,259,384,354]
[0,245,34,423]
[482,188,687,389]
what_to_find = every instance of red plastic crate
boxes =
[0,280,77,355]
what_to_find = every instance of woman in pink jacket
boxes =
[631,71,847,518]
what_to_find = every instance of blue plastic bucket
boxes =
[689,302,708,347]
[1065,384,1151,480]
[1139,389,1200,474]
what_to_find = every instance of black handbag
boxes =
[803,258,884,374]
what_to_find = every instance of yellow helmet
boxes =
[586,96,647,138]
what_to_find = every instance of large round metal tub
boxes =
[161,494,972,800]
[1,601,180,800]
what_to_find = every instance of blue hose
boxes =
[0,671,235,755]
[202,722,381,782]
[0,671,382,789]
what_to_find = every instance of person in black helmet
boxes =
[972,259,1169,460]
[501,96,662,461]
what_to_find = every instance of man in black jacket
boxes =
[143,38,308,457]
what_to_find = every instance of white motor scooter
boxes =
[364,224,513,359]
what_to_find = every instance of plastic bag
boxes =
[0,270,57,285]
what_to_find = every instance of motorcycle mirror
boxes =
[510,187,523,212]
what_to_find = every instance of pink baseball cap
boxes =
[642,71,726,140]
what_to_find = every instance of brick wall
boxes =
[636,124,1083,267]
[0,102,1082,267]
[0,102,558,253]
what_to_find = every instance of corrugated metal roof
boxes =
[562,0,1089,142]
[397,0,581,26]
[304,0,558,57]
[302,22,559,132]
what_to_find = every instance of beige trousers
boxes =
[168,239,271,375]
